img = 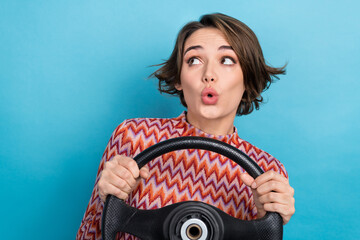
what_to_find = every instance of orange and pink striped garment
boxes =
[77,112,288,240]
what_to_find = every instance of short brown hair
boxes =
[150,13,286,115]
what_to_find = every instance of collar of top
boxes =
[172,111,239,144]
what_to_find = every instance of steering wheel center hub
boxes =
[181,218,206,240]
[166,201,224,240]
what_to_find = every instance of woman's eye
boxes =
[188,57,201,65]
[222,57,235,65]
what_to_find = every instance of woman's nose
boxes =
[203,77,215,82]
[202,62,217,83]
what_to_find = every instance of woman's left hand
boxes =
[240,171,295,225]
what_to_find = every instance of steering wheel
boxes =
[102,136,283,240]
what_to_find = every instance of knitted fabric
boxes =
[76,112,287,240]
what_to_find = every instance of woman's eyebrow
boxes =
[183,45,202,56]
[218,45,233,51]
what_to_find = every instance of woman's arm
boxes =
[76,155,149,240]
[76,122,128,239]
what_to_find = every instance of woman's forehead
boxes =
[183,28,230,50]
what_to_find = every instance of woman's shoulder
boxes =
[233,136,288,178]
[120,115,179,128]
[234,137,273,159]
[112,115,182,137]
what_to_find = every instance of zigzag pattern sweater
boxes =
[77,112,288,239]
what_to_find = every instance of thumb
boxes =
[139,165,150,179]
[240,172,255,187]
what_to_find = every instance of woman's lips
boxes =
[201,88,219,105]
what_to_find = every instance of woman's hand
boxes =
[240,171,295,224]
[97,155,150,202]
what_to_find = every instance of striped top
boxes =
[76,112,287,240]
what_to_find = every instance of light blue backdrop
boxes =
[1,0,359,239]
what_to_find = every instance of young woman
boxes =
[77,13,295,240]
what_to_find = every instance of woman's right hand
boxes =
[97,155,150,202]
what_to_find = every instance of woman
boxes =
[77,13,295,240]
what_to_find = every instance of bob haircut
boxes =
[150,13,286,116]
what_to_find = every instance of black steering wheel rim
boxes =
[102,136,283,240]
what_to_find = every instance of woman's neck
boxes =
[185,111,235,136]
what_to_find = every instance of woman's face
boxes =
[177,27,245,126]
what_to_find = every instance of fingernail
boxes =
[251,182,257,189]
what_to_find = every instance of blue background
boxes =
[1,1,359,239]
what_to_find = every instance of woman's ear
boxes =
[175,83,182,91]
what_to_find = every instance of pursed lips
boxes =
[201,88,219,105]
